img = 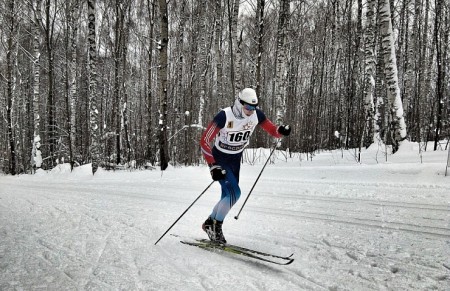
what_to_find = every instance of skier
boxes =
[200,88,291,244]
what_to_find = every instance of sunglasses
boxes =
[240,100,257,111]
[243,104,256,111]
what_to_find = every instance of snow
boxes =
[1,142,449,290]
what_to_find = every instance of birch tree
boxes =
[197,0,207,127]
[34,0,57,168]
[233,4,242,93]
[255,0,265,98]
[379,0,407,152]
[417,0,431,143]
[88,0,101,174]
[31,2,42,171]
[363,0,377,146]
[121,7,132,165]
[214,0,224,100]
[433,0,448,150]
[66,0,78,171]
[274,0,289,125]
[5,0,17,175]
[228,0,240,96]
[146,0,156,164]
[158,0,169,171]
[113,1,123,165]
[111,0,130,165]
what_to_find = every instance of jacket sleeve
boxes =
[256,109,282,138]
[260,119,283,138]
[200,122,221,165]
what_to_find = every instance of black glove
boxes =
[278,125,291,136]
[210,164,226,181]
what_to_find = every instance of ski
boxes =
[195,238,294,260]
[180,240,294,266]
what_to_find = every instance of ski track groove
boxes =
[247,205,450,239]
[35,180,450,226]
[257,191,449,212]
[157,243,210,290]
[11,180,449,212]
[259,177,450,191]
[21,182,448,232]
[270,229,445,276]
[176,239,324,290]
[83,231,112,289]
[8,180,448,233]
[285,268,329,290]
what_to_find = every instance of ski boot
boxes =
[202,217,227,244]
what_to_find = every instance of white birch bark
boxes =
[255,0,265,97]
[232,0,241,93]
[198,0,207,127]
[214,0,223,100]
[32,4,42,171]
[379,0,407,151]
[68,0,78,170]
[363,0,377,144]
[6,0,16,175]
[88,0,101,174]
[146,0,156,163]
[274,0,289,125]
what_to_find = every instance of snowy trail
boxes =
[1,144,449,290]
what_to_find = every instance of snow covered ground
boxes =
[1,141,449,290]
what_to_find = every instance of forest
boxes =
[0,0,449,175]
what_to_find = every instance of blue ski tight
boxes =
[210,148,242,222]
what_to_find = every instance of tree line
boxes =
[0,0,448,175]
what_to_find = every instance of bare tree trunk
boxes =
[146,0,156,164]
[121,16,133,164]
[198,0,207,127]
[379,0,407,152]
[232,0,241,92]
[113,0,126,165]
[88,0,101,174]
[344,0,353,149]
[444,2,450,145]
[6,0,16,175]
[234,35,242,92]
[121,3,131,163]
[67,0,78,171]
[424,0,437,149]
[174,0,189,165]
[255,0,265,98]
[158,0,169,171]
[31,3,42,171]
[363,0,376,146]
[433,0,447,150]
[418,0,430,144]
[227,0,239,96]
[214,0,224,100]
[41,0,56,168]
[122,44,132,164]
[274,0,289,125]
[406,0,420,141]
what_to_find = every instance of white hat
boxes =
[238,88,258,106]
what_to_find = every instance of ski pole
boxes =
[154,181,215,245]
[234,139,280,220]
